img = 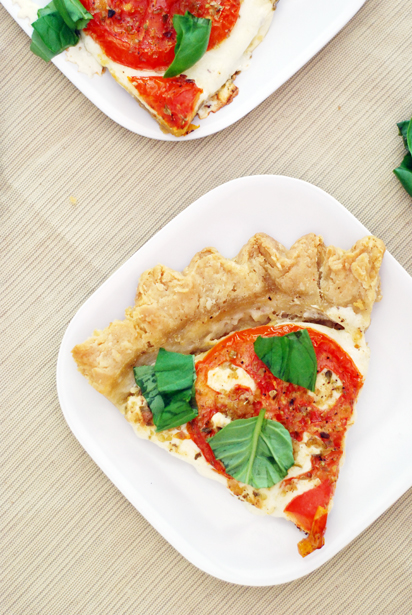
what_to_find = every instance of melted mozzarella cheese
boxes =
[66,37,104,77]
[211,412,232,429]
[309,368,343,411]
[78,0,273,108]
[12,0,38,23]
[207,364,256,393]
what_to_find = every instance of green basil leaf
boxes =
[154,348,195,394]
[208,409,294,489]
[397,120,410,150]
[37,1,58,18]
[31,13,79,61]
[394,154,412,197]
[54,0,92,31]
[30,30,56,61]
[133,365,164,424]
[254,329,317,392]
[134,350,198,432]
[155,398,198,432]
[164,11,212,79]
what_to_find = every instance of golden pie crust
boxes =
[72,232,385,412]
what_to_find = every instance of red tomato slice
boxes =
[81,0,241,71]
[284,480,332,533]
[129,75,202,133]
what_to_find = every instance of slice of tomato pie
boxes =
[72,232,385,556]
[76,0,277,135]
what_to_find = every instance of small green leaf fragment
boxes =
[394,154,412,197]
[407,119,412,155]
[397,120,410,150]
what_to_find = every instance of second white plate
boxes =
[57,176,412,584]
[3,0,367,140]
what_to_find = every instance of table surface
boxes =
[2,0,412,612]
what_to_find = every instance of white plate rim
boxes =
[2,0,367,141]
[56,175,412,585]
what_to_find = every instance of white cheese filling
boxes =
[309,368,343,411]
[211,412,232,430]
[207,364,256,393]
[66,38,104,77]
[76,0,273,109]
[12,0,38,24]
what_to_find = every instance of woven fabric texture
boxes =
[2,0,412,612]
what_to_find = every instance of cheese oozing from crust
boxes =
[73,0,274,114]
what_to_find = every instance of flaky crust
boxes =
[72,233,385,410]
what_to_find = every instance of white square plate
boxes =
[57,176,412,585]
[3,0,367,140]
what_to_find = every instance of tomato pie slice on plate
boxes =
[14,0,277,136]
[72,231,385,557]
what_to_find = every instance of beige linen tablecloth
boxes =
[2,0,412,612]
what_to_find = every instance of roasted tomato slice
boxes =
[129,75,202,133]
[81,0,241,71]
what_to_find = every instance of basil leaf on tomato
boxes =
[208,409,294,489]
[254,329,317,392]
[154,347,195,394]
[134,349,197,432]
[164,11,212,79]
[53,0,92,30]
[31,13,79,61]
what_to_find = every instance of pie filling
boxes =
[134,322,364,555]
